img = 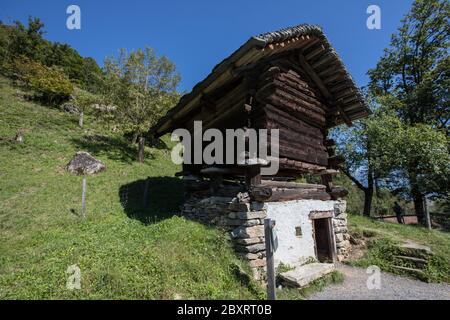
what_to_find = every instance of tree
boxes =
[368,0,450,225]
[72,87,99,127]
[333,101,398,217]
[0,17,104,93]
[103,47,180,163]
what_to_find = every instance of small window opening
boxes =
[295,226,302,237]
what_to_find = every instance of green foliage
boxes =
[347,214,450,283]
[368,0,449,128]
[6,56,73,104]
[72,87,101,112]
[103,47,181,136]
[0,17,104,92]
[103,47,181,162]
[336,0,450,217]
[26,63,73,105]
[276,262,295,274]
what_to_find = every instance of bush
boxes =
[27,62,73,105]
[5,57,73,105]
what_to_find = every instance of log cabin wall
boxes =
[251,60,331,175]
[180,62,335,178]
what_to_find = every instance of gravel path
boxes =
[308,264,450,300]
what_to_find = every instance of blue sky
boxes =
[1,0,414,92]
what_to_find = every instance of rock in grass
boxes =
[66,151,106,175]
[60,101,80,115]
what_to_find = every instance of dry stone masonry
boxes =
[181,179,351,280]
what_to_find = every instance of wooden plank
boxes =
[260,181,326,190]
[298,53,352,126]
[309,210,334,219]
[266,188,332,202]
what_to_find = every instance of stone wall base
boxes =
[182,188,350,280]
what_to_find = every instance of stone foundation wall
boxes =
[333,200,350,261]
[181,185,351,280]
[182,191,268,280]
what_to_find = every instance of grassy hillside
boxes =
[0,77,262,299]
[347,214,450,282]
[1,76,449,299]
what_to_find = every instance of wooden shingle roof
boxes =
[151,24,370,136]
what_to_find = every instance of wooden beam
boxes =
[336,101,353,127]
[298,54,352,126]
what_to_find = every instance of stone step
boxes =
[398,241,433,259]
[394,255,428,268]
[392,265,426,279]
[279,263,335,288]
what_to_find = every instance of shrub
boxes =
[27,62,73,105]
[5,56,73,105]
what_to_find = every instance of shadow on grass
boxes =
[119,176,184,224]
[71,134,153,164]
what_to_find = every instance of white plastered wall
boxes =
[265,199,337,267]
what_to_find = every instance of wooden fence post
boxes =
[424,198,432,230]
[264,218,276,300]
[81,177,86,218]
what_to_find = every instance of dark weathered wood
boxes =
[309,210,334,219]
[245,166,261,187]
[264,188,331,202]
[249,186,273,201]
[321,173,333,192]
[329,186,349,199]
[328,155,345,168]
[298,54,352,126]
[264,219,276,300]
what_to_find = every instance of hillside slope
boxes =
[0,77,261,299]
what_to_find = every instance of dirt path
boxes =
[308,264,450,300]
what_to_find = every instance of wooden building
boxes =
[150,24,370,282]
[151,24,370,183]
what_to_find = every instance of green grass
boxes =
[347,214,450,282]
[0,77,262,299]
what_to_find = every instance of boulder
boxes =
[66,151,106,175]
[60,102,80,115]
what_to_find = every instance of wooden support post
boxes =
[327,218,337,263]
[81,177,86,219]
[264,218,276,300]
[321,174,333,193]
[209,173,223,194]
[245,165,261,188]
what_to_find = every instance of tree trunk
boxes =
[363,169,374,217]
[132,132,139,144]
[412,188,426,226]
[409,170,428,227]
[138,136,145,163]
[423,197,432,230]
[79,111,84,127]
[342,167,373,217]
[363,189,373,217]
